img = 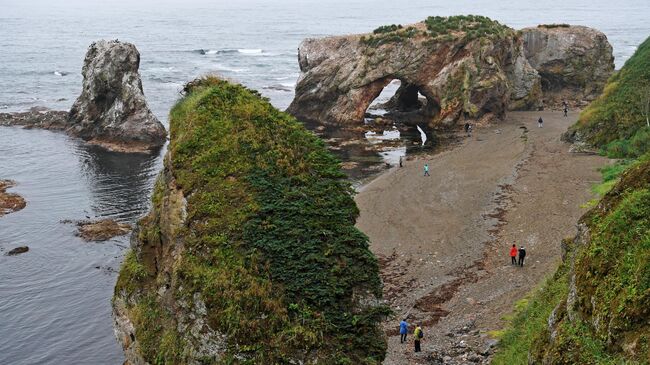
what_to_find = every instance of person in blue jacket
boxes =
[399,319,409,343]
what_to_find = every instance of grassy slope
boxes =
[567,36,650,158]
[493,154,650,364]
[115,77,387,364]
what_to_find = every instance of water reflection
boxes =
[75,143,164,221]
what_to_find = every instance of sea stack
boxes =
[521,25,615,105]
[113,77,386,364]
[67,40,166,152]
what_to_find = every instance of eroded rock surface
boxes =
[68,40,166,152]
[522,24,614,105]
[287,16,542,127]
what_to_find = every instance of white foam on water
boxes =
[238,48,263,54]
[365,128,401,144]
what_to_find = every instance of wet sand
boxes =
[355,111,608,364]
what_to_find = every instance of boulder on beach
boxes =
[521,24,614,105]
[287,16,543,127]
[67,40,166,152]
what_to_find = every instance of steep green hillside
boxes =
[493,154,650,364]
[113,77,387,364]
[566,36,650,158]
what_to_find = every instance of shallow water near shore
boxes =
[0,127,161,364]
[1,0,650,364]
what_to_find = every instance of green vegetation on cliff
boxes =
[360,15,513,47]
[493,154,650,364]
[115,77,387,364]
[567,36,650,158]
[425,15,513,41]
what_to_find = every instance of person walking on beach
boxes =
[518,246,527,267]
[538,117,543,128]
[424,164,430,177]
[399,155,403,168]
[563,105,568,117]
[414,324,423,352]
[399,319,409,344]
[510,244,518,265]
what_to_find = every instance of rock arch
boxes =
[287,18,543,127]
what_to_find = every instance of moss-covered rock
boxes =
[113,77,387,364]
[565,36,650,158]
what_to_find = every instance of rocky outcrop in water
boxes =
[521,24,614,105]
[0,180,26,217]
[68,40,166,152]
[287,16,542,126]
[73,219,132,242]
[0,108,68,130]
[5,246,29,256]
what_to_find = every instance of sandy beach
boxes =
[355,111,608,363]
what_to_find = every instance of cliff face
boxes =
[68,40,166,152]
[529,155,650,364]
[113,77,387,364]
[521,25,614,105]
[565,36,650,158]
[287,16,542,127]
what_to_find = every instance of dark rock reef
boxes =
[521,24,615,106]
[68,40,166,152]
[0,108,68,130]
[5,246,29,256]
[288,16,542,127]
[113,77,386,364]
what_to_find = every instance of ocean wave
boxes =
[142,66,175,73]
[263,83,294,92]
[53,71,69,76]
[195,48,264,55]
[214,64,247,73]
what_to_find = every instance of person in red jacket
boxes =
[510,244,518,265]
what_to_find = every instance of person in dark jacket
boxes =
[538,117,543,128]
[518,246,527,266]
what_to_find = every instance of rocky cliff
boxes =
[565,35,650,158]
[113,77,387,364]
[527,155,650,364]
[287,16,542,127]
[521,24,614,105]
[68,40,166,152]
